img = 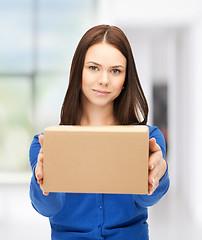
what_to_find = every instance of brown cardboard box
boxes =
[43,125,149,194]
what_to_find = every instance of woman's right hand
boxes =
[35,134,49,196]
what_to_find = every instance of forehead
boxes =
[84,43,126,66]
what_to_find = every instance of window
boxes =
[0,0,95,172]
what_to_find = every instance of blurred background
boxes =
[0,0,202,239]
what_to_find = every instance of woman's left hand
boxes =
[148,138,167,195]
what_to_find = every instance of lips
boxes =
[92,89,111,96]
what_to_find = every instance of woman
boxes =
[29,25,170,240]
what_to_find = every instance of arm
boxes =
[29,134,65,217]
[133,126,170,207]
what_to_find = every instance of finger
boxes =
[148,166,159,186]
[38,153,43,163]
[39,183,49,196]
[38,179,43,185]
[148,160,161,195]
[35,160,43,181]
[148,150,162,170]
[148,180,159,195]
[148,157,155,171]
[38,134,44,149]
[38,176,49,195]
[36,171,43,181]
[43,192,49,196]
[148,183,154,195]
[148,167,160,195]
[149,138,161,153]
[39,184,49,196]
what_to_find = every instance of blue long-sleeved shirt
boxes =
[29,126,170,240]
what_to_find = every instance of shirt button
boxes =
[99,205,102,209]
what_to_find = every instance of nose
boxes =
[98,71,109,86]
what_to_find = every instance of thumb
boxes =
[149,138,161,153]
[38,134,44,148]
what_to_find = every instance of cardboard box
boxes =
[43,125,149,194]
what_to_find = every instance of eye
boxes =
[111,69,121,74]
[89,66,99,71]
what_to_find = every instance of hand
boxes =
[34,134,49,196]
[148,138,167,195]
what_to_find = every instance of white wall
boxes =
[189,18,202,223]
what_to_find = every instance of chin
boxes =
[91,99,113,108]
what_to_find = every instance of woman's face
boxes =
[82,43,126,109]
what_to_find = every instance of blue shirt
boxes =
[29,126,170,240]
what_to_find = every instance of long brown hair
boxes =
[60,25,148,125]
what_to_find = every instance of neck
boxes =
[81,101,117,127]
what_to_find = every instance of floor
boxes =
[0,183,201,240]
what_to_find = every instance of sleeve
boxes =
[29,134,66,217]
[133,126,170,208]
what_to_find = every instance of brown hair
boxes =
[60,24,148,125]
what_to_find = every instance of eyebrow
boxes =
[85,61,125,69]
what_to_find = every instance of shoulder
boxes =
[147,125,166,159]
